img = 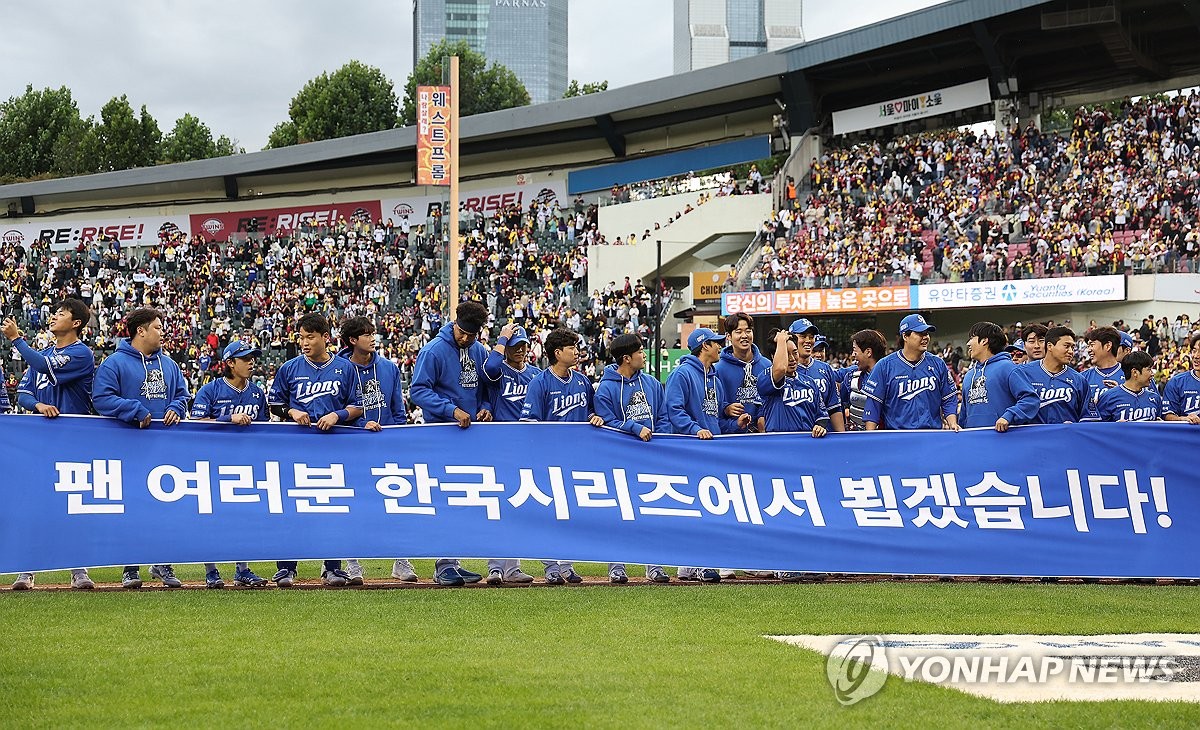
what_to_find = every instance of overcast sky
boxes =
[5,0,944,150]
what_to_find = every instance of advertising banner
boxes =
[832,79,992,135]
[692,270,733,302]
[416,85,451,186]
[722,286,911,316]
[380,179,567,221]
[912,275,1126,310]
[188,200,383,241]
[1,216,191,252]
[0,417,1193,579]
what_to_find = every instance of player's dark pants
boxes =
[276,560,341,572]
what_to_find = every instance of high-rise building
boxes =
[413,0,568,104]
[673,0,804,74]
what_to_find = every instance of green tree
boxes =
[399,40,530,126]
[563,79,608,98]
[50,115,97,177]
[162,113,215,163]
[89,96,162,172]
[266,120,299,149]
[267,60,399,148]
[0,85,86,179]
[214,135,244,157]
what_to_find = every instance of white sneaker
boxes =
[718,569,737,579]
[391,559,418,582]
[504,570,535,584]
[677,567,700,581]
[11,573,34,590]
[70,572,95,590]
[345,559,365,585]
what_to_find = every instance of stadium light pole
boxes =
[445,56,461,309]
[655,238,662,381]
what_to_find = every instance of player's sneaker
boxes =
[647,567,670,583]
[718,569,737,579]
[70,572,95,590]
[345,560,365,586]
[677,567,700,581]
[562,567,583,584]
[121,569,143,589]
[487,569,503,585]
[233,569,268,587]
[321,569,350,587]
[205,569,225,589]
[455,567,483,584]
[504,570,535,584]
[272,569,296,587]
[609,567,629,584]
[391,559,418,582]
[11,573,34,590]
[434,567,465,586]
[777,571,802,582]
[150,565,182,588]
[544,568,565,585]
[699,568,721,583]
[804,572,828,582]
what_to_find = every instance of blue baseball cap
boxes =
[687,327,726,350]
[1005,339,1026,354]
[813,335,828,350]
[1119,331,1135,349]
[222,341,262,360]
[508,325,530,346]
[899,314,936,334]
[788,318,818,335]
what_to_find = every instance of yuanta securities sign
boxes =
[188,200,383,241]
[1,216,190,251]
[722,286,911,316]
[416,85,451,187]
[911,275,1126,310]
[832,79,992,135]
[692,270,732,302]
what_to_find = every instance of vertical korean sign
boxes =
[416,85,452,186]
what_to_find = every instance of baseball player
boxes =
[92,307,191,589]
[1096,351,1165,422]
[593,333,671,583]
[958,321,1040,432]
[4,299,97,590]
[190,340,271,588]
[520,328,604,584]
[481,322,538,585]
[267,312,364,587]
[1163,334,1200,425]
[409,301,493,587]
[1016,326,1089,424]
[862,314,960,431]
[337,316,414,585]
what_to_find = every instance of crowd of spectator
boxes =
[748,93,1200,291]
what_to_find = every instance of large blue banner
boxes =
[0,416,1194,578]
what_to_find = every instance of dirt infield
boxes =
[4,575,1193,593]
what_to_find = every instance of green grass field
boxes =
[1,561,1197,728]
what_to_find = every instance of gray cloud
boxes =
[3,0,941,151]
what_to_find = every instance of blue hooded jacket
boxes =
[92,338,191,424]
[713,345,771,419]
[595,363,669,436]
[409,323,490,423]
[337,347,407,427]
[663,354,740,435]
[959,353,1040,428]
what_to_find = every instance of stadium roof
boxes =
[4,0,1200,211]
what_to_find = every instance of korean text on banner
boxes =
[416,85,452,186]
[1,418,1195,579]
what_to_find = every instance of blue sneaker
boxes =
[647,567,670,583]
[609,567,628,584]
[778,571,802,583]
[455,567,483,584]
[544,568,565,585]
[699,568,721,583]
[563,568,583,584]
[205,569,225,589]
[272,569,296,587]
[435,567,465,586]
[233,569,268,587]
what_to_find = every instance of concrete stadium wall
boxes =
[588,193,771,291]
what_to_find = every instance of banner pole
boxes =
[449,55,461,310]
